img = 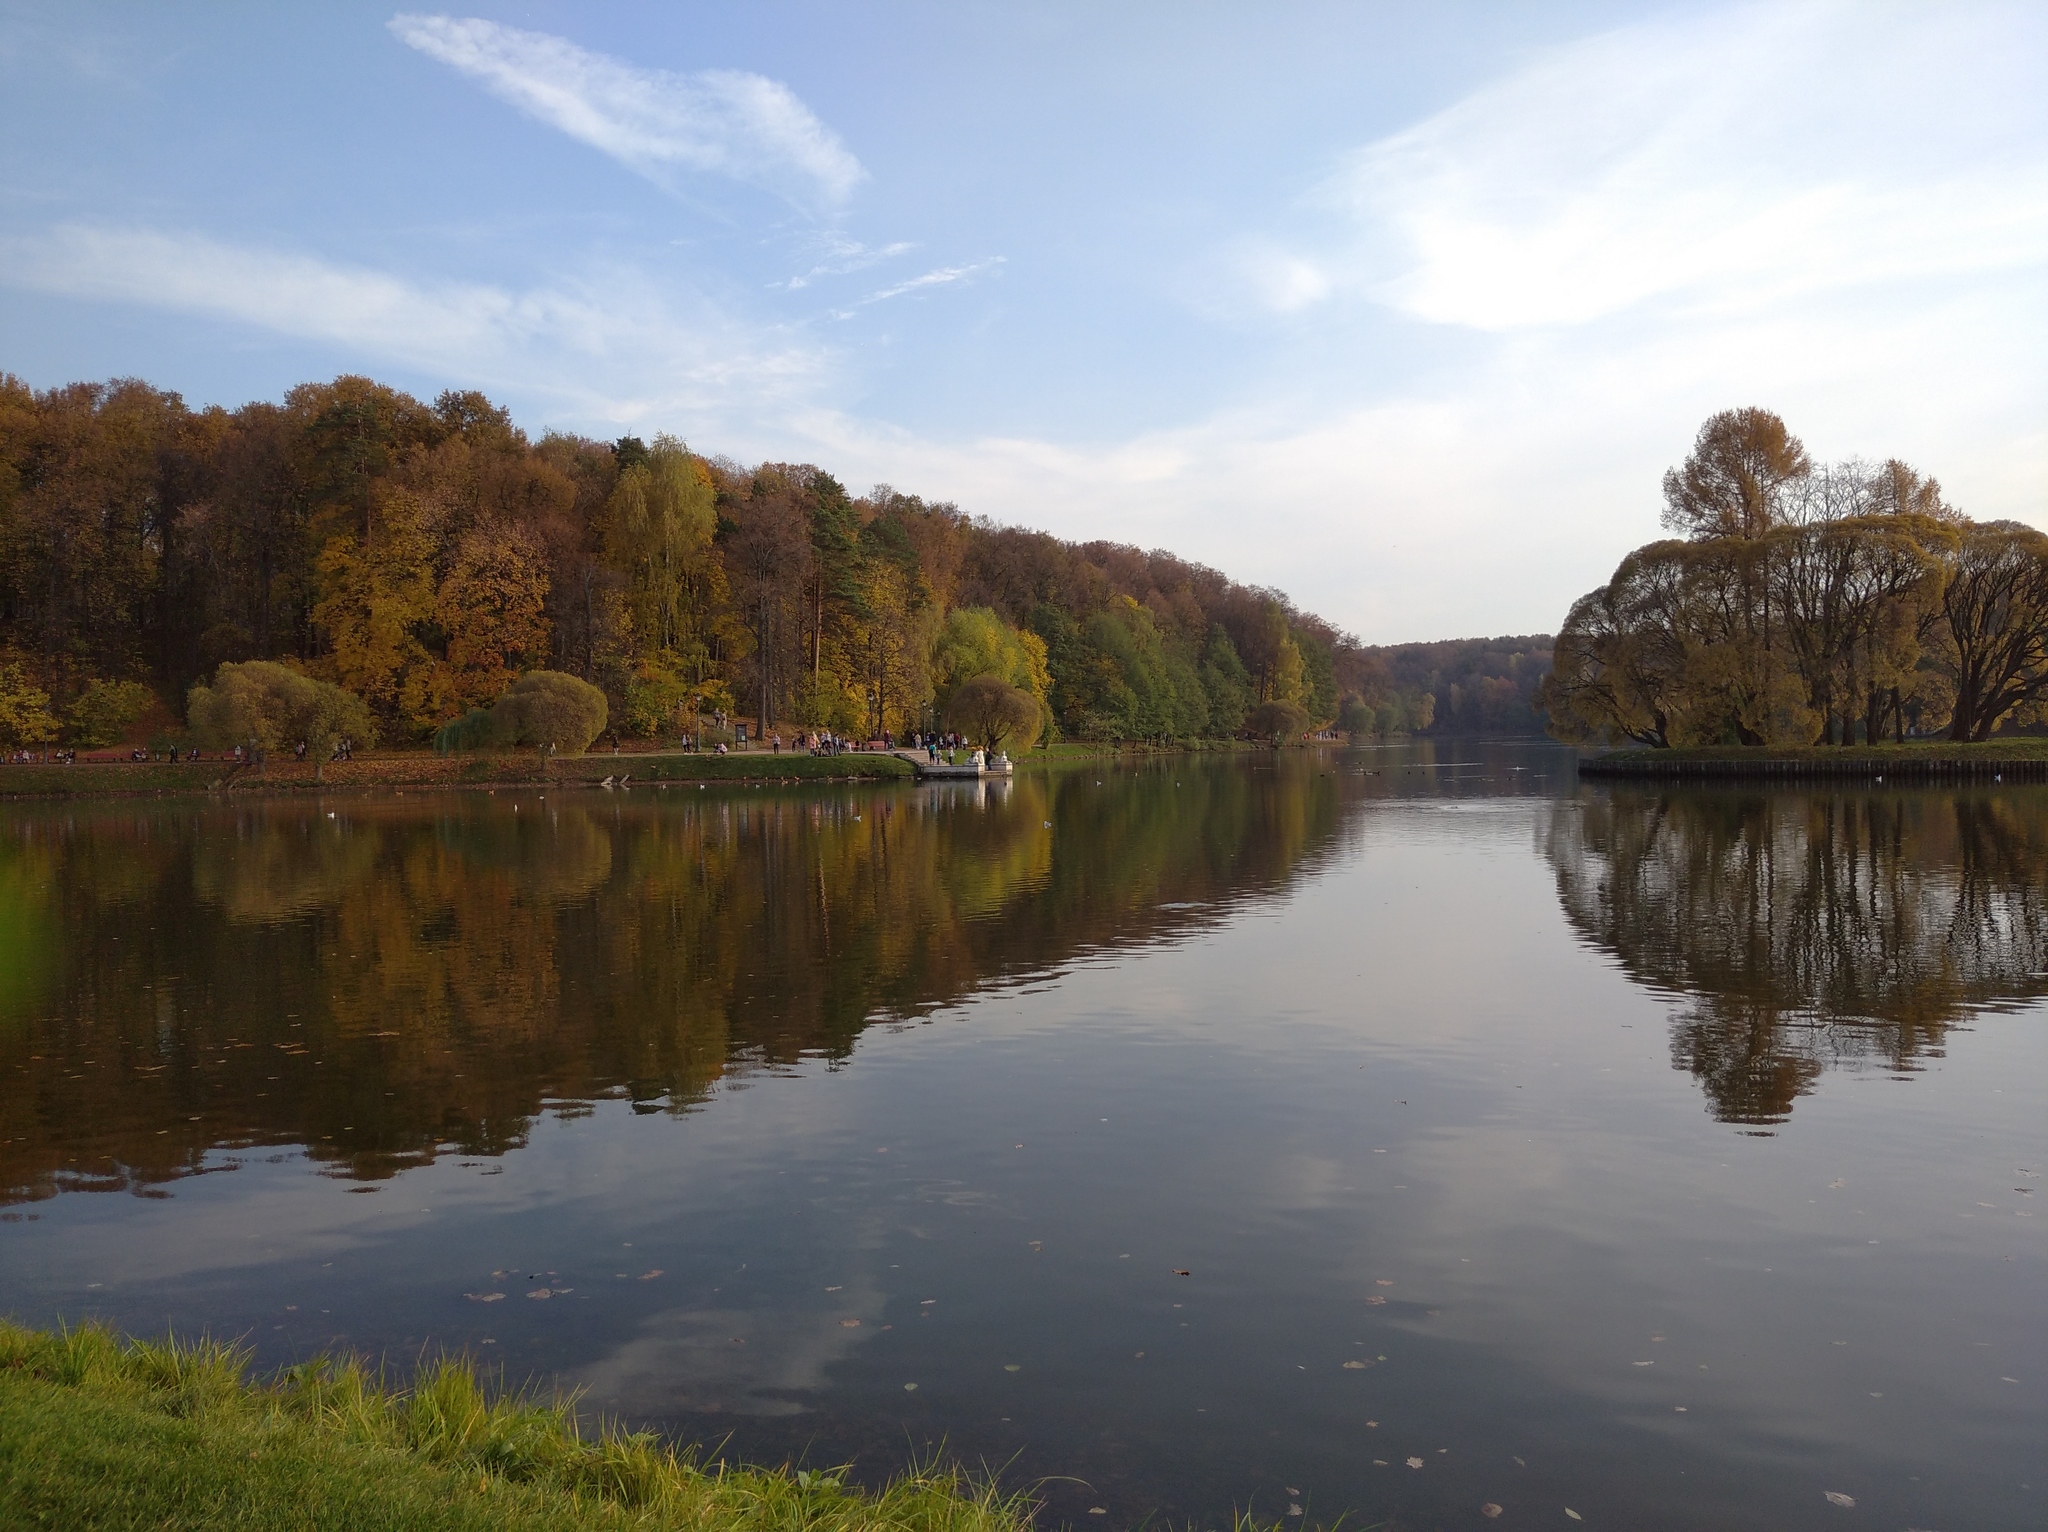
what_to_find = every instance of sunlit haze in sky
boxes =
[2,2,2042,641]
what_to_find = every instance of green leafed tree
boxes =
[65,679,153,747]
[931,606,1053,717]
[943,675,1044,754]
[1198,625,1255,735]
[187,661,375,767]
[435,670,607,755]
[1245,699,1309,740]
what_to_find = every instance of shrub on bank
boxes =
[435,671,608,755]
[188,661,375,761]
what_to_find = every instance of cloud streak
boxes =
[1321,1,2048,329]
[777,236,916,291]
[864,258,1005,304]
[0,224,830,421]
[1191,3,2048,329]
[388,14,865,208]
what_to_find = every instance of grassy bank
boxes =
[1580,738,2048,781]
[0,738,1313,800]
[0,749,915,800]
[0,1320,1033,1532]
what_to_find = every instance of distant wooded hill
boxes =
[1359,635,1555,737]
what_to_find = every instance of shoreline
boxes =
[0,737,1292,802]
[1578,741,2048,782]
[0,749,919,800]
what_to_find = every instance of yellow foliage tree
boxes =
[437,517,550,711]
[312,486,436,727]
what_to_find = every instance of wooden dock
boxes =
[891,750,1013,780]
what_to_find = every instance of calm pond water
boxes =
[2,744,2042,1531]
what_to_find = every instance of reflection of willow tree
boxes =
[0,757,1342,1203]
[1546,789,2048,1125]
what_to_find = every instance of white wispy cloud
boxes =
[1099,0,2043,636]
[388,14,866,208]
[863,258,1005,304]
[1312,0,2048,329]
[0,224,830,421]
[777,235,916,291]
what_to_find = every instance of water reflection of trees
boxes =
[0,759,1342,1203]
[1546,788,2048,1125]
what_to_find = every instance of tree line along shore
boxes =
[0,370,1495,765]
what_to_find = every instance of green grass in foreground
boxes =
[0,1321,1036,1532]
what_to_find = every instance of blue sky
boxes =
[2,2,2042,642]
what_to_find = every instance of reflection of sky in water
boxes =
[1,747,2042,1532]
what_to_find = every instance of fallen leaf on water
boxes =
[639,1270,663,1280]
[1375,1279,1394,1287]
[526,1289,551,1300]
[1565,1511,1581,1521]
[1482,1505,1503,1520]
[1824,1491,1855,1508]
[1632,1360,1653,1367]
[1004,1364,1021,1372]
[1172,1269,1190,1276]
[1343,1360,1369,1370]
[1372,1459,1388,1467]
[903,1382,917,1391]
[826,1285,843,1292]
[1287,1505,1302,1517]
[1406,1458,1423,1469]
[464,1292,505,1303]
[840,1319,861,1328]
[1365,1420,1378,1428]
[1366,1296,1387,1306]
[1088,1509,1106,1517]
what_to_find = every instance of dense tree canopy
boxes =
[1355,635,1553,737]
[0,372,1381,747]
[1543,408,2048,746]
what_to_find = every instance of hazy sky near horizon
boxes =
[2,2,2043,642]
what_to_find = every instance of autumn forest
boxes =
[0,372,1437,752]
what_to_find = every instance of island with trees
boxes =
[1543,407,2048,777]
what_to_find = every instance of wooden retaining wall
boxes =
[1578,754,2048,783]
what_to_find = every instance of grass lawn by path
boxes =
[0,1322,1033,1532]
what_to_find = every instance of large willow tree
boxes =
[1544,408,2048,746]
